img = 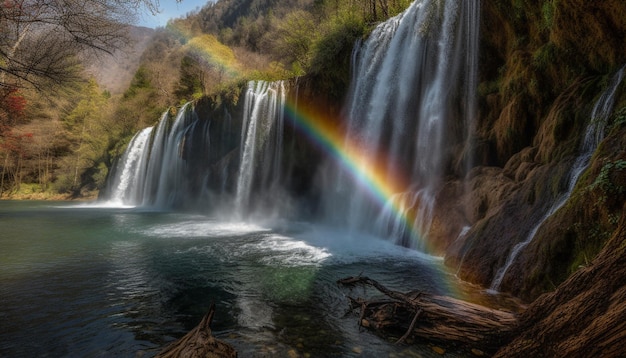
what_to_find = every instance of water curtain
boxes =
[321,0,480,251]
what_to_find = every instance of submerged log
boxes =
[156,304,237,358]
[338,276,518,354]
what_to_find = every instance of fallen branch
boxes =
[396,308,422,344]
[338,275,518,354]
[156,304,237,358]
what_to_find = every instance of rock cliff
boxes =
[443,0,626,302]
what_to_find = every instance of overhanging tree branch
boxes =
[0,0,162,91]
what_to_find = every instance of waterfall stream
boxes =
[322,0,480,250]
[235,81,286,217]
[490,66,625,291]
[103,81,287,216]
[107,127,153,206]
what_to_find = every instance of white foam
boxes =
[141,220,270,238]
[49,201,138,209]
[292,225,437,264]
[244,234,332,267]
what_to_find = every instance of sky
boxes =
[138,0,212,28]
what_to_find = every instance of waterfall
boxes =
[235,81,286,217]
[150,103,198,207]
[490,66,625,291]
[102,104,230,209]
[103,0,482,238]
[106,127,154,205]
[322,0,480,250]
[102,80,288,216]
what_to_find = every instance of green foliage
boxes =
[114,63,172,137]
[55,79,112,195]
[194,0,412,81]
[308,12,367,97]
[540,1,555,31]
[266,10,317,71]
[174,34,243,101]
[588,159,626,204]
[610,106,626,131]
[175,55,205,101]
[123,66,152,99]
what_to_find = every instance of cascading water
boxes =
[103,80,288,217]
[235,81,286,217]
[322,0,480,250]
[104,0,482,248]
[103,103,234,209]
[490,65,626,291]
[105,127,153,206]
[149,103,199,207]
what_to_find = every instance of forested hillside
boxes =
[0,0,160,198]
[0,0,411,198]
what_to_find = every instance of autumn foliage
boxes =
[1,87,33,195]
[1,88,27,125]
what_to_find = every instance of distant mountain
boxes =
[87,26,156,94]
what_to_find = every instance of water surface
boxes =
[1,201,475,357]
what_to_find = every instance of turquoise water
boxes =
[0,201,470,357]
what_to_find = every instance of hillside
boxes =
[87,26,156,95]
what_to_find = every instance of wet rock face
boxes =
[435,0,626,302]
[442,163,559,290]
[494,201,626,358]
[442,117,626,302]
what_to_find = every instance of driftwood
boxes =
[156,304,237,358]
[338,276,519,354]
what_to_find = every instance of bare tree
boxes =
[0,0,163,91]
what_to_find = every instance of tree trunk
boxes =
[338,276,518,355]
[156,304,237,358]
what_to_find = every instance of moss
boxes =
[608,106,626,133]
[540,1,556,31]
[588,159,626,204]
[532,43,557,70]
[569,222,610,272]
[308,14,367,99]
[478,80,501,97]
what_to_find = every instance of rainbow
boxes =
[283,99,467,298]
[165,22,243,79]
[283,99,424,248]
[156,22,433,252]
